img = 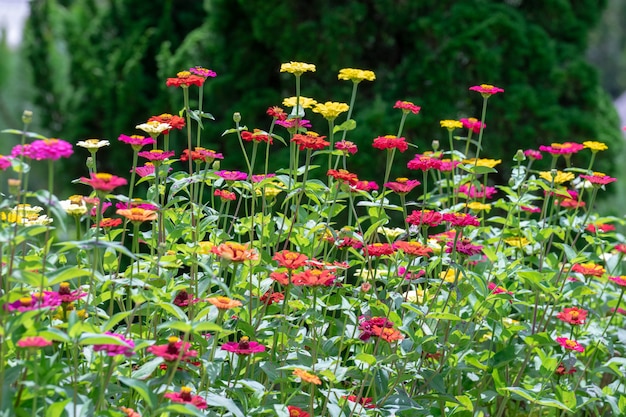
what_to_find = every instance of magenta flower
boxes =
[147,336,198,362]
[215,170,247,181]
[11,144,33,159]
[190,66,217,78]
[438,160,460,172]
[16,336,53,349]
[488,282,513,295]
[524,149,543,160]
[5,293,62,312]
[393,100,421,114]
[384,178,420,194]
[93,332,135,357]
[460,118,485,134]
[335,140,358,155]
[81,173,128,193]
[457,184,497,199]
[28,138,74,161]
[556,337,585,352]
[250,173,276,183]
[443,212,481,227]
[446,239,483,256]
[116,201,158,211]
[118,134,156,150]
[539,142,584,156]
[609,276,626,287]
[580,173,617,186]
[372,135,409,152]
[164,387,208,409]
[469,84,504,97]
[0,155,12,170]
[407,154,443,171]
[275,118,312,129]
[350,180,378,192]
[134,163,156,177]
[221,337,266,355]
[138,150,175,161]
[45,282,86,303]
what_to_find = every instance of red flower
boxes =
[586,223,615,233]
[267,106,287,121]
[556,307,587,325]
[443,212,480,227]
[260,291,284,305]
[406,209,444,227]
[290,269,336,287]
[164,387,207,409]
[460,117,485,134]
[365,243,395,257]
[147,336,198,362]
[372,135,408,152]
[173,290,200,307]
[615,244,626,254]
[344,395,376,409]
[327,169,358,184]
[81,173,128,193]
[291,132,329,151]
[555,363,576,375]
[488,282,512,295]
[571,263,605,277]
[384,178,420,194]
[221,337,266,355]
[166,71,205,88]
[556,337,584,352]
[273,250,308,269]
[393,100,421,114]
[241,129,273,144]
[287,406,310,417]
[214,189,236,201]
[148,114,185,134]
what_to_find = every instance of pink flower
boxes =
[28,138,73,160]
[45,282,86,303]
[457,184,497,199]
[443,212,481,227]
[580,173,617,186]
[556,337,585,352]
[147,336,198,362]
[118,134,156,150]
[275,118,312,129]
[138,150,175,161]
[460,118,485,134]
[335,140,358,155]
[556,307,588,325]
[0,155,12,170]
[11,144,33,159]
[221,337,266,355]
[5,293,62,312]
[609,275,626,287]
[524,149,543,160]
[407,154,442,171]
[93,332,135,357]
[521,205,541,213]
[350,180,378,192]
[16,336,53,348]
[372,135,408,152]
[438,159,460,172]
[398,267,426,280]
[539,142,584,156]
[393,100,421,114]
[135,163,156,177]
[250,173,276,182]
[215,170,247,181]
[189,66,216,78]
[406,209,444,227]
[81,173,128,193]
[384,178,420,194]
[469,84,504,96]
[488,282,512,295]
[446,239,483,256]
[164,387,208,409]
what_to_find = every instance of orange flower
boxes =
[372,326,404,342]
[273,250,308,269]
[212,242,259,262]
[116,207,158,223]
[571,263,605,277]
[392,241,432,257]
[207,296,243,310]
[293,368,322,385]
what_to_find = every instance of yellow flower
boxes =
[282,96,318,109]
[503,236,530,248]
[338,68,376,82]
[463,158,502,168]
[539,170,574,184]
[465,202,491,212]
[403,289,425,303]
[280,61,316,75]
[255,181,285,198]
[312,102,350,120]
[583,141,608,152]
[197,241,215,255]
[440,268,461,283]
[440,120,463,130]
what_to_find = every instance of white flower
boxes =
[76,139,110,150]
[136,121,171,136]
[59,199,87,216]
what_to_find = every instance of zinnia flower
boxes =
[267,106,287,121]
[164,387,208,409]
[293,368,322,385]
[344,395,376,409]
[406,209,444,227]
[189,66,217,78]
[440,120,463,130]
[312,101,349,120]
[221,337,266,355]
[118,134,156,150]
[214,189,236,201]
[241,129,272,144]
[136,121,172,137]
[327,169,358,184]
[207,296,243,310]
[211,242,258,262]
[393,100,421,114]
[287,406,310,417]
[147,336,198,362]
[539,142,584,156]
[282,96,318,109]
[28,138,74,160]
[539,170,575,185]
[76,139,110,151]
[335,140,358,155]
[46,282,86,303]
[16,336,53,348]
[273,250,308,269]
[524,149,543,160]
[556,307,587,325]
[609,275,626,286]
[580,172,617,186]
[571,263,605,277]
[393,241,432,257]
[460,117,485,134]
[275,118,312,130]
[291,132,329,151]
[148,113,186,134]
[116,207,158,223]
[556,337,584,352]
[469,84,504,97]
[0,155,11,170]
[365,243,395,257]
[443,212,481,227]
[384,177,420,194]
[215,170,247,181]
[372,135,408,152]
[5,293,62,312]
[93,332,135,357]
[338,68,376,82]
[260,291,284,305]
[407,154,442,171]
[166,71,205,88]
[280,61,316,75]
[138,149,175,162]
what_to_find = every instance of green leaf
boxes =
[332,119,356,133]
[426,312,463,321]
[355,353,377,366]
[1,129,47,139]
[45,399,70,417]
[132,357,164,380]
[222,126,247,136]
[47,266,92,286]
[79,333,134,346]
[157,320,192,333]
[118,376,157,409]
[204,393,245,417]
[155,404,206,417]
[455,395,473,412]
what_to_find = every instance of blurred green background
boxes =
[1,0,626,214]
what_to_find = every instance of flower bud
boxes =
[513,149,526,162]
[22,110,33,124]
[86,157,95,170]
[233,112,241,123]
[550,169,558,179]
[8,179,21,196]
[431,140,440,151]
[212,160,220,171]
